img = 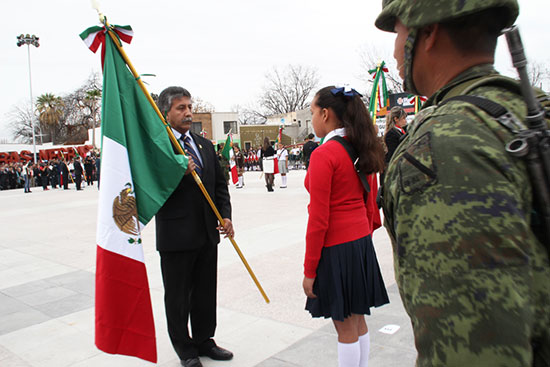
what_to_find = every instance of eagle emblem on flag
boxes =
[112,183,139,237]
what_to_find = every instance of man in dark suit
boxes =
[155,86,234,367]
[74,157,83,190]
[61,160,69,190]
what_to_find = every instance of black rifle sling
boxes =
[329,135,371,193]
[440,95,525,133]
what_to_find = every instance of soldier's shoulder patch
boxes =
[398,132,437,194]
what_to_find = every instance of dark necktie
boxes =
[182,135,203,176]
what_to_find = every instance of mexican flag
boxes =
[221,134,238,184]
[82,25,188,363]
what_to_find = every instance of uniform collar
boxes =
[322,127,346,145]
[424,64,498,108]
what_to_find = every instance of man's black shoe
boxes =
[199,345,233,361]
[180,357,202,367]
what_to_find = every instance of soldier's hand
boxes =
[185,155,196,175]
[217,218,234,238]
[302,276,316,299]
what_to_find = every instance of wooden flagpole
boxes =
[372,66,381,126]
[102,18,270,304]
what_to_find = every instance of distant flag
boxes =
[81,23,188,363]
[73,147,81,159]
[368,61,389,124]
[221,133,238,184]
[275,126,284,145]
[407,94,427,113]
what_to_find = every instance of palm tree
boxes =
[85,88,101,147]
[36,93,64,144]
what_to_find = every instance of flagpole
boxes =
[103,20,270,304]
[372,68,381,126]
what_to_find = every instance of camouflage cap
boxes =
[375,0,519,32]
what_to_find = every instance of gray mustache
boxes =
[183,117,192,122]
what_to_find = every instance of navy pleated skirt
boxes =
[305,235,389,321]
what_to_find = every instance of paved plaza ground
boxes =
[0,169,416,367]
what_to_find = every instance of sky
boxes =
[1,0,549,141]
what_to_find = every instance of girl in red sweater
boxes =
[303,86,388,367]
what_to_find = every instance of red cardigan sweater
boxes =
[304,139,381,278]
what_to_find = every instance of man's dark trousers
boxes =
[160,242,217,359]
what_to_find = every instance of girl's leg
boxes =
[333,315,369,367]
[356,315,369,367]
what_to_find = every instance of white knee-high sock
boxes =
[358,332,370,367]
[282,175,287,186]
[338,341,360,367]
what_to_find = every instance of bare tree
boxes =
[9,105,36,143]
[528,60,550,91]
[8,73,102,144]
[192,97,215,113]
[231,103,266,125]
[259,65,319,115]
[358,44,404,94]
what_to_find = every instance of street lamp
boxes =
[17,34,40,163]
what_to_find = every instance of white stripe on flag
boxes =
[96,136,145,263]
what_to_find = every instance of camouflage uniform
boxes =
[376,1,550,366]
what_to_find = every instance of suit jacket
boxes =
[384,127,405,164]
[155,132,231,251]
[74,161,84,176]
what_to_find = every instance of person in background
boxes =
[302,133,318,169]
[23,161,32,193]
[234,144,245,188]
[84,157,95,186]
[261,137,275,192]
[94,154,101,189]
[73,157,83,191]
[39,162,49,191]
[383,106,407,165]
[276,143,289,188]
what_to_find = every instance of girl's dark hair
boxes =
[263,137,271,150]
[314,86,385,174]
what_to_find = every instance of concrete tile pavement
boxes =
[0,169,416,366]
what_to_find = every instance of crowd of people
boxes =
[216,143,309,174]
[0,151,101,192]
[214,138,318,191]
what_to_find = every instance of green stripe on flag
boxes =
[102,34,188,224]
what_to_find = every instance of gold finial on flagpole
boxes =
[91,0,105,23]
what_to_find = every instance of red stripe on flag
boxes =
[95,246,157,363]
[231,166,238,184]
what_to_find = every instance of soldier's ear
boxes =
[419,23,439,52]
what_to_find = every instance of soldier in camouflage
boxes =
[375,1,550,366]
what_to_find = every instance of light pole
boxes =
[17,34,39,163]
